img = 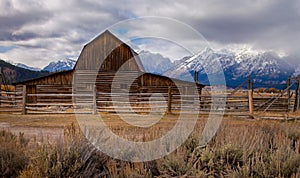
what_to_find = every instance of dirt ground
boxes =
[0,114,76,143]
[0,111,299,144]
[0,113,175,142]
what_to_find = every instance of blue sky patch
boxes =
[0,46,16,53]
[114,28,128,36]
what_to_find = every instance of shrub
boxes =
[195,144,243,176]
[1,118,300,177]
[0,130,29,178]
[0,85,15,92]
[265,88,281,93]
[287,130,300,150]
[256,88,267,93]
[20,123,109,177]
[162,147,192,177]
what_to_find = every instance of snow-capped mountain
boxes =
[3,48,298,88]
[138,50,175,74]
[15,63,41,71]
[294,66,300,77]
[2,59,41,71]
[42,58,76,72]
[163,47,295,88]
[0,59,49,84]
[5,58,76,72]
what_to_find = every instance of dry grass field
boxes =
[0,113,300,177]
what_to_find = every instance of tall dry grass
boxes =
[0,117,299,177]
[0,130,29,177]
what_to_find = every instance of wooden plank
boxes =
[295,80,300,111]
[97,100,167,104]
[0,91,20,94]
[98,106,167,109]
[0,99,18,104]
[26,103,92,106]
[22,85,27,114]
[93,85,97,114]
[0,105,22,108]
[27,93,93,97]
[287,76,291,112]
[248,89,253,115]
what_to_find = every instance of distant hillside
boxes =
[0,59,50,84]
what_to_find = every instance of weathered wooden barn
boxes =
[14,30,204,113]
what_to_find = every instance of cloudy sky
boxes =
[0,0,299,68]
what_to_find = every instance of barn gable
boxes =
[74,30,144,72]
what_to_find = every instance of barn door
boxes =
[26,85,37,103]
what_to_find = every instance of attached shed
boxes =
[14,30,205,107]
[14,70,74,104]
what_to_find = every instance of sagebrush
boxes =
[0,117,299,177]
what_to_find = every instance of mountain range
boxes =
[1,49,298,88]
[15,63,41,71]
[140,49,297,89]
[11,58,76,72]
[42,59,76,72]
[0,60,49,84]
[138,50,174,74]
[0,59,76,84]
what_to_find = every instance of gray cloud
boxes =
[0,11,51,41]
[0,0,299,67]
[183,0,300,65]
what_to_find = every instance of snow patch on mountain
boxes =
[164,47,295,88]
[15,63,41,71]
[138,50,174,74]
[1,59,41,71]
[294,66,300,77]
[42,58,76,72]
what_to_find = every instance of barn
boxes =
[14,30,204,113]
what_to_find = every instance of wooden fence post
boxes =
[22,85,27,115]
[199,86,203,111]
[0,82,1,106]
[0,67,1,106]
[167,86,172,113]
[298,81,300,111]
[248,76,254,116]
[93,85,97,115]
[194,71,198,83]
[294,80,300,112]
[287,76,291,112]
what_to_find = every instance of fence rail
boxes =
[1,77,300,115]
[0,89,23,113]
